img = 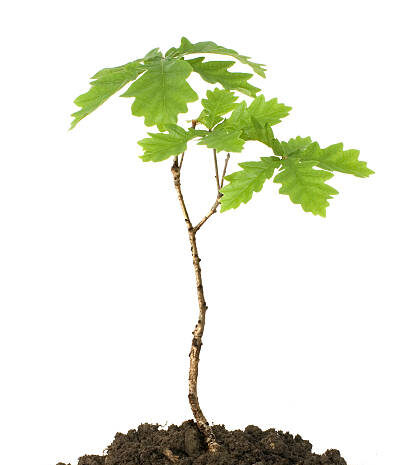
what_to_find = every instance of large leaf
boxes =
[70,60,145,129]
[274,159,338,217]
[198,88,238,129]
[138,125,198,162]
[166,37,266,77]
[121,58,198,131]
[293,142,374,178]
[220,157,281,211]
[188,57,260,98]
[198,129,245,153]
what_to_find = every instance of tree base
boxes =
[57,420,347,465]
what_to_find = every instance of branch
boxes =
[179,118,197,173]
[194,195,221,233]
[179,152,185,170]
[213,149,220,191]
[220,153,230,188]
[171,157,193,231]
[194,153,231,233]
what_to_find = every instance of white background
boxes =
[0,1,405,465]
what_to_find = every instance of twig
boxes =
[213,149,220,191]
[179,152,185,170]
[171,157,192,230]
[194,196,221,233]
[194,153,231,233]
[220,153,230,188]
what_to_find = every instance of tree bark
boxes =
[171,157,220,453]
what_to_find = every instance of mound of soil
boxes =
[57,420,347,465]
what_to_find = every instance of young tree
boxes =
[71,37,373,454]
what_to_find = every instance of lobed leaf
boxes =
[121,58,198,131]
[280,136,313,156]
[198,88,239,129]
[221,96,291,133]
[142,48,164,62]
[139,125,198,162]
[247,95,292,126]
[198,129,245,153]
[220,157,281,211]
[241,117,276,147]
[293,142,374,178]
[274,159,338,217]
[70,60,145,129]
[188,57,260,98]
[166,37,266,77]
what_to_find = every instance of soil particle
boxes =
[57,421,347,465]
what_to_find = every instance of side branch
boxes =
[194,195,221,233]
[194,153,230,233]
[220,153,230,188]
[213,149,220,191]
[179,152,185,170]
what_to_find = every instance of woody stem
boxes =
[171,156,220,453]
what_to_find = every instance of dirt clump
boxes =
[58,420,347,465]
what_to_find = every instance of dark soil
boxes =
[57,420,347,465]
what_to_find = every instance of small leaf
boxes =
[198,129,245,153]
[70,60,145,129]
[221,96,291,131]
[241,117,276,147]
[188,57,260,98]
[139,125,198,162]
[281,136,313,156]
[274,159,338,217]
[143,48,163,62]
[166,37,266,77]
[220,101,248,129]
[220,157,281,211]
[296,142,374,178]
[247,95,291,126]
[198,88,238,129]
[122,58,198,131]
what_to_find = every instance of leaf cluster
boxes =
[71,37,373,216]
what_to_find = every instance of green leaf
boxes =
[138,125,198,162]
[198,128,245,153]
[221,96,291,131]
[121,58,198,131]
[295,142,374,178]
[188,57,260,98]
[220,157,281,211]
[143,48,163,62]
[198,88,239,129]
[241,117,276,147]
[280,136,313,156]
[166,37,266,77]
[70,60,145,129]
[246,95,292,126]
[274,159,338,217]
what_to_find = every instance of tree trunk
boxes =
[171,158,220,453]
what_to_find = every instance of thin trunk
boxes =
[171,157,220,453]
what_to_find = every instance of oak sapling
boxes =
[70,37,373,460]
